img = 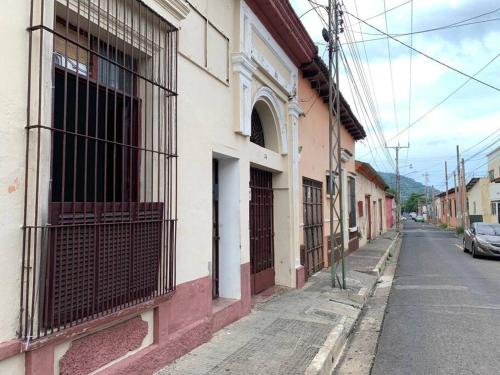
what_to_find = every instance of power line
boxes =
[350,17,500,39]
[345,11,500,92]
[345,1,394,168]
[352,0,412,25]
[353,6,500,37]
[340,4,396,170]
[386,50,500,143]
[406,0,414,163]
[383,0,400,140]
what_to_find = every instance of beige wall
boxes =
[468,178,496,223]
[487,147,500,179]
[0,4,306,373]
[356,172,387,248]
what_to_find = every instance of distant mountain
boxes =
[378,172,440,204]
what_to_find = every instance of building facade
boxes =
[297,55,366,283]
[0,0,370,373]
[487,147,500,223]
[355,161,389,248]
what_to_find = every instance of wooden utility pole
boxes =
[432,185,435,223]
[461,158,468,228]
[445,161,449,227]
[454,171,458,226]
[456,145,463,228]
[386,145,409,232]
[423,172,429,220]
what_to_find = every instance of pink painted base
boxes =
[296,265,306,289]
[22,262,254,375]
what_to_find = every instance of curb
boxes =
[305,232,401,375]
[372,232,400,278]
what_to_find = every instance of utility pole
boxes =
[327,0,345,289]
[432,185,435,223]
[454,171,458,226]
[423,172,429,220]
[461,158,468,228]
[445,161,449,227]
[456,145,463,228]
[386,145,409,232]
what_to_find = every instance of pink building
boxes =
[385,193,395,229]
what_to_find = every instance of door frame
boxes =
[249,167,275,295]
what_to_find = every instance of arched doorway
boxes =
[248,103,279,294]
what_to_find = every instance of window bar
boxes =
[127,0,135,308]
[82,0,92,324]
[23,0,177,340]
[20,0,35,341]
[110,0,118,314]
[156,10,161,300]
[120,0,127,310]
[102,0,111,315]
[70,0,82,328]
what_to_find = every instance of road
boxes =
[372,221,500,375]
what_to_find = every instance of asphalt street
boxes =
[371,221,500,375]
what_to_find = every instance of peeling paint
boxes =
[7,178,19,194]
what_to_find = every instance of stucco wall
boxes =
[356,172,387,248]
[0,0,32,343]
[297,73,358,267]
[468,178,496,223]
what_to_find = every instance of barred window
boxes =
[22,0,178,340]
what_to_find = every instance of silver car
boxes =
[463,223,500,258]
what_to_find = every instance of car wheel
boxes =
[472,243,479,258]
[463,238,468,253]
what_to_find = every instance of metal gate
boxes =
[249,168,274,295]
[302,178,324,278]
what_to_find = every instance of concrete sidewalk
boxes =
[157,231,399,375]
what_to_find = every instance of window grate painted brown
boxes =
[22,0,178,341]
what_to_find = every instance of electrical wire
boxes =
[405,0,414,163]
[346,11,500,92]
[386,50,500,143]
[351,16,500,38]
[340,6,396,170]
[383,0,400,140]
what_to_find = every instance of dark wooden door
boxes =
[212,160,220,299]
[249,168,274,295]
[302,178,324,278]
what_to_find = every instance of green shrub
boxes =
[456,226,464,235]
[439,223,448,229]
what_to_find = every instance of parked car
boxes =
[410,212,417,221]
[463,222,500,258]
[415,215,424,222]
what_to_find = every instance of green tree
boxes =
[404,193,425,213]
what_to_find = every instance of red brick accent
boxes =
[59,317,148,375]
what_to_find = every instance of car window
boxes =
[476,224,500,236]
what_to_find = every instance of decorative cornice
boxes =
[244,0,317,66]
[153,0,190,21]
[232,53,257,81]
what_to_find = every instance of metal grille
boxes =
[302,178,324,278]
[250,108,265,147]
[249,168,274,294]
[22,0,177,341]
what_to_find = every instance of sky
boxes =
[290,0,500,191]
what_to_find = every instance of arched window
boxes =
[250,108,265,147]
